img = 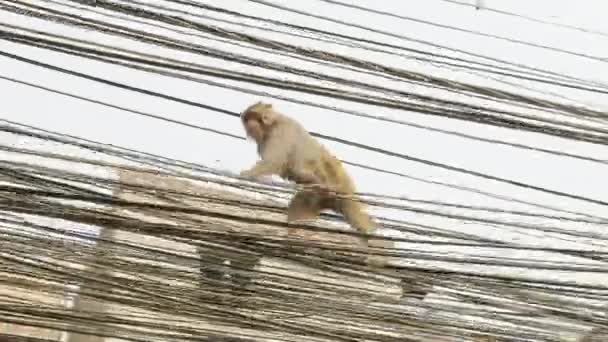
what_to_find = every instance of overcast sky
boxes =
[1,0,607,291]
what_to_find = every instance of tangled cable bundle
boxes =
[0,1,607,341]
[0,119,605,342]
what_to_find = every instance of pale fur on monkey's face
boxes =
[241,101,275,142]
[242,110,269,143]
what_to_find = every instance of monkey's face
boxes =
[242,111,266,142]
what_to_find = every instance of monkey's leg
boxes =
[400,277,431,301]
[291,169,336,195]
[338,197,391,268]
[224,239,261,292]
[287,190,323,222]
[197,246,232,294]
[230,254,262,295]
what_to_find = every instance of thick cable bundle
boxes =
[0,1,607,341]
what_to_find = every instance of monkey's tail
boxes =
[340,196,375,236]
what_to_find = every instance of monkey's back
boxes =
[277,114,356,194]
[299,142,356,194]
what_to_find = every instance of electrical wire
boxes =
[3,44,608,212]
[317,0,608,63]
[1,1,607,340]
[2,11,608,147]
[244,0,608,89]
[139,0,607,91]
[3,40,608,222]
[434,0,608,39]
[0,122,606,341]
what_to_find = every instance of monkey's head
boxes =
[241,101,278,142]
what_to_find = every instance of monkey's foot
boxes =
[364,236,393,267]
[400,279,430,301]
[286,211,318,222]
[365,254,388,268]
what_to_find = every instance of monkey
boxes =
[238,102,433,301]
[238,101,375,246]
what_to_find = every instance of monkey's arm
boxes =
[240,132,292,179]
[240,159,282,179]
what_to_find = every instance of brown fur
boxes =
[239,101,375,241]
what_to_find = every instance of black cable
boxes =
[10,5,604,166]
[158,0,608,91]
[95,0,608,120]
[8,0,608,147]
[1,119,606,338]
[2,24,607,147]
[105,0,608,124]
[245,0,608,90]
[147,0,608,91]
[5,114,605,237]
[4,151,606,246]
[1,49,606,212]
[435,0,608,38]
[20,0,608,124]
[2,1,604,336]
[3,75,607,225]
[4,5,608,223]
[0,75,245,141]
[5,184,608,273]
[4,133,608,284]
[3,59,607,167]
[318,0,608,63]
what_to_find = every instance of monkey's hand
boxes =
[240,160,281,180]
[239,169,266,184]
[239,169,255,178]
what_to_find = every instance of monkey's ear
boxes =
[260,108,277,126]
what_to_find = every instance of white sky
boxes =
[1,0,607,320]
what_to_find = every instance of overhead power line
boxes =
[157,0,607,91]
[6,1,608,140]
[434,0,608,38]
[1,120,608,340]
[1,2,608,340]
[1,4,599,214]
[317,0,608,63]
[244,0,608,89]
[3,71,605,167]
[6,72,608,232]
[4,0,608,228]
[3,123,608,265]
[96,1,608,117]
[3,70,606,226]
[1,48,607,212]
[54,0,608,126]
